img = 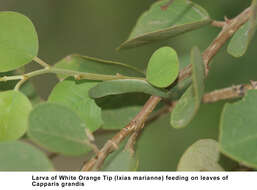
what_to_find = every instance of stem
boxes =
[0,66,145,90]
[81,6,252,171]
[33,57,50,68]
[14,76,28,91]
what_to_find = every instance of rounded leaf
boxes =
[28,103,91,156]
[0,141,54,171]
[177,139,223,171]
[219,90,257,169]
[48,79,103,132]
[0,90,32,141]
[0,12,38,72]
[146,47,179,88]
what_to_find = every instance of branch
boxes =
[203,81,257,103]
[0,66,144,90]
[81,6,252,171]
[137,81,257,127]
[178,7,251,81]
[81,96,161,171]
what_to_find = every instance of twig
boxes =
[81,6,252,171]
[81,96,161,171]
[33,57,50,68]
[14,76,28,91]
[211,20,226,28]
[203,81,257,103]
[125,130,141,156]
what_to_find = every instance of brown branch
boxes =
[211,20,226,28]
[81,96,161,171]
[203,81,257,103]
[81,6,251,171]
[178,7,251,81]
[125,131,141,156]
[144,81,257,126]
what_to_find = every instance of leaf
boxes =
[227,21,251,57]
[96,93,148,130]
[118,0,211,49]
[48,78,103,132]
[177,139,224,171]
[219,90,257,169]
[89,79,169,99]
[103,147,139,171]
[0,90,32,141]
[54,54,144,80]
[146,47,179,88]
[0,12,38,72]
[0,141,53,171]
[170,47,205,128]
[28,103,91,156]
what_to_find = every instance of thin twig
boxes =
[81,6,252,171]
[211,20,226,28]
[33,56,50,68]
[203,81,257,103]
[14,76,28,91]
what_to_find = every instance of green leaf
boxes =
[170,47,205,128]
[0,141,53,171]
[103,149,139,171]
[146,47,179,88]
[177,139,224,171]
[0,90,32,141]
[227,21,251,57]
[96,93,148,130]
[89,79,169,99]
[219,90,257,169]
[48,78,103,132]
[54,54,144,80]
[119,0,211,49]
[0,12,38,72]
[28,103,91,156]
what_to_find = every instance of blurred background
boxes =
[0,0,256,171]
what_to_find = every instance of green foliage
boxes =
[219,90,257,169]
[0,0,256,172]
[89,79,169,99]
[28,103,91,156]
[0,90,32,141]
[170,47,205,128]
[146,47,179,88]
[54,54,144,80]
[119,0,211,49]
[177,139,223,171]
[0,12,38,72]
[48,78,103,132]
[0,141,53,171]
